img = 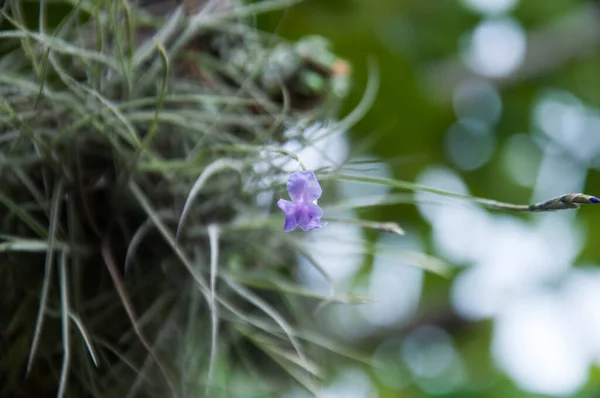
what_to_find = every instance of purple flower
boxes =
[277,171,327,232]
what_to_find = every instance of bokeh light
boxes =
[461,0,519,15]
[461,18,527,78]
[501,133,542,187]
[452,79,503,124]
[492,295,590,396]
[403,326,466,395]
[444,118,496,171]
[358,233,424,327]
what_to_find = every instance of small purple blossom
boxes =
[277,171,327,232]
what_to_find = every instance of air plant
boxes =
[0,0,357,396]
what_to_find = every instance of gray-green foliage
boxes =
[0,1,356,396]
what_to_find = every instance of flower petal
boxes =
[284,213,299,232]
[278,199,299,231]
[277,198,296,213]
[306,218,327,231]
[287,171,322,203]
[297,203,326,231]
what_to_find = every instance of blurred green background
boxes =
[258,1,600,397]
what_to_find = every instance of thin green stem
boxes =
[332,174,600,213]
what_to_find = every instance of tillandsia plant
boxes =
[1,1,599,398]
[0,0,358,397]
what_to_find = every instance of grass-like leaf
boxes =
[176,158,244,240]
[57,251,71,398]
[224,277,308,368]
[27,179,64,374]
[206,223,221,394]
[228,273,373,304]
